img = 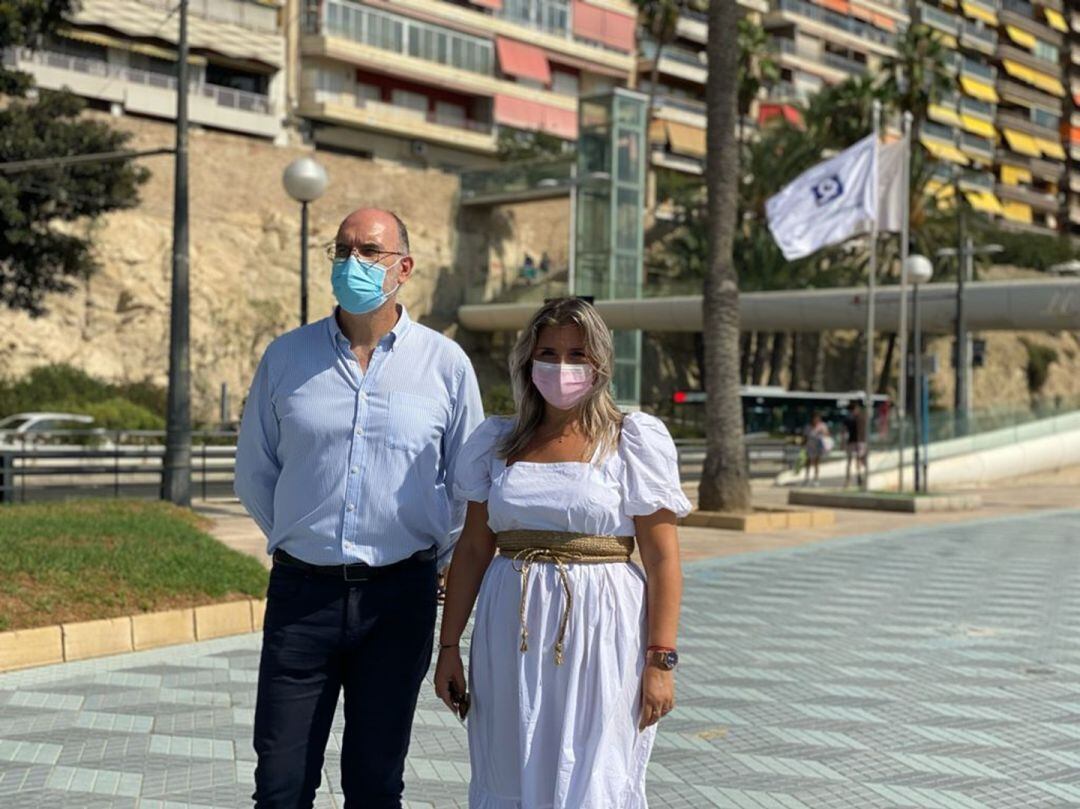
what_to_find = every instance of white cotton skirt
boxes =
[467,555,656,809]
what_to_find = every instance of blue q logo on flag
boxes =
[811,175,844,206]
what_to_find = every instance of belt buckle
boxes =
[342,563,371,582]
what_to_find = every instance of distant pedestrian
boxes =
[521,253,537,284]
[235,207,484,808]
[803,411,831,485]
[844,402,869,488]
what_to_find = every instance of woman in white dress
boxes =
[434,297,691,808]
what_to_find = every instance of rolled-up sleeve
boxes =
[234,352,280,538]
[438,360,485,566]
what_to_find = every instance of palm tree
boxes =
[880,23,956,132]
[736,19,779,156]
[699,0,751,513]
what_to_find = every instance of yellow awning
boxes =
[920,135,971,165]
[1003,59,1035,83]
[959,114,996,139]
[938,33,959,49]
[1001,164,1033,185]
[1037,137,1066,160]
[928,103,963,128]
[58,26,207,64]
[961,0,998,25]
[648,119,667,144]
[665,121,706,158]
[1002,200,1033,223]
[964,189,1005,215]
[1002,128,1043,157]
[1045,8,1068,32]
[960,76,999,104]
[1032,73,1066,97]
[1004,25,1037,49]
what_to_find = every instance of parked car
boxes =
[0,412,103,446]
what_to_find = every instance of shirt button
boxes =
[356,428,364,436]
[346,503,355,512]
[360,392,369,401]
[350,466,359,474]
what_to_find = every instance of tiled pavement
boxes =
[3,509,1080,808]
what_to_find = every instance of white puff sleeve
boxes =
[452,416,511,503]
[619,412,693,518]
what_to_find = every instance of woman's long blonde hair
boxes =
[498,297,623,462]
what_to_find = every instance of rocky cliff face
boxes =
[0,116,462,420]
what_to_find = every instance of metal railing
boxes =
[774,0,898,48]
[137,0,280,34]
[11,47,272,113]
[313,90,493,133]
[0,430,239,504]
[1001,0,1035,18]
[640,41,707,69]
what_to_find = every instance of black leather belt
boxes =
[272,547,436,582]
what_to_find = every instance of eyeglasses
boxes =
[325,242,407,263]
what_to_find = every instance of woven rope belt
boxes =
[496,530,634,666]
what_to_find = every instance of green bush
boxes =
[1022,341,1058,395]
[0,364,167,428]
[986,227,1078,273]
[483,384,516,416]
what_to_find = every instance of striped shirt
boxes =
[234,305,484,567]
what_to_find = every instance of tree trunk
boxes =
[878,332,897,395]
[739,332,753,383]
[699,0,751,513]
[751,331,769,385]
[767,332,788,387]
[789,332,801,390]
[811,332,827,391]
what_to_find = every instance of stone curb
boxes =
[788,489,983,513]
[680,507,836,532]
[0,598,267,673]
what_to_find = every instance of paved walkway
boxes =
[3,509,1080,807]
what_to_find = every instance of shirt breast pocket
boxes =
[385,391,443,454]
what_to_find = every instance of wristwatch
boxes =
[647,648,679,671]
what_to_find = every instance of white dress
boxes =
[454,412,692,809]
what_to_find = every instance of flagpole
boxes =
[896,111,913,492]
[862,99,881,493]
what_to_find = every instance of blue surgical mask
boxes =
[331,255,403,315]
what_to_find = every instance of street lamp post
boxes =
[282,157,329,326]
[905,255,933,493]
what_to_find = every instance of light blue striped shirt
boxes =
[234,306,484,567]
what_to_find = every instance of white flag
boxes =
[876,139,906,234]
[766,134,878,260]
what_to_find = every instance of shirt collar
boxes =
[327,304,412,351]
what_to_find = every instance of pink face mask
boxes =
[531,360,596,410]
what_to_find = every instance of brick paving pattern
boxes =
[2,509,1079,807]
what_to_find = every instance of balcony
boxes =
[770,0,898,53]
[460,157,574,204]
[135,0,279,34]
[301,88,497,153]
[996,181,1060,210]
[7,47,279,138]
[921,3,961,35]
[959,20,998,53]
[959,96,995,119]
[999,0,1061,39]
[639,41,707,84]
[997,78,1063,113]
[652,94,706,126]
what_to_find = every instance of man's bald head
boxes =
[336,208,410,256]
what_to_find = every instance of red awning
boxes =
[469,0,502,8]
[758,103,804,128]
[571,0,636,53]
[496,36,551,85]
[494,95,578,139]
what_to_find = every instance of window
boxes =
[355,81,380,102]
[1033,40,1059,62]
[392,88,429,113]
[552,70,579,96]
[205,63,268,95]
[434,100,466,126]
[1031,107,1059,130]
[129,53,176,76]
[496,0,570,36]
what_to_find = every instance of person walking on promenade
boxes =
[235,207,483,808]
[803,411,831,486]
[434,297,690,808]
[843,402,868,488]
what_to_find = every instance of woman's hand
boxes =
[639,666,675,730]
[434,646,467,714]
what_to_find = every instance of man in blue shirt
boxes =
[235,207,483,808]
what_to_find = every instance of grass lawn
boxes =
[0,500,268,632]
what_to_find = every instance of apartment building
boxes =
[3,0,287,142]
[291,0,638,167]
[1066,0,1080,233]
[915,0,1068,233]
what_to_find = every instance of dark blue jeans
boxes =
[252,554,437,808]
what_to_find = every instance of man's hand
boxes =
[436,568,448,605]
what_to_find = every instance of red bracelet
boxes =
[647,645,676,653]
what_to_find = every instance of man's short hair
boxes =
[390,212,410,255]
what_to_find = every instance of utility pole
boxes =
[162,0,191,506]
